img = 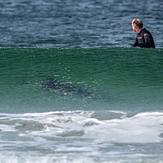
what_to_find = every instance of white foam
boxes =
[0,124,16,132]
[84,112,163,143]
[0,153,162,163]
[0,111,163,143]
[0,111,163,163]
[0,153,98,163]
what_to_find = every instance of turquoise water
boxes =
[0,48,163,113]
[0,48,163,162]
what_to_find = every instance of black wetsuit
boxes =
[133,28,155,48]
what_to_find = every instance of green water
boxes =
[0,48,163,113]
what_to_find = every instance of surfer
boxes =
[131,18,155,48]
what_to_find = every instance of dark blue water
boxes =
[0,0,163,48]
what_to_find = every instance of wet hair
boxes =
[132,18,143,28]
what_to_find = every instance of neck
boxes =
[137,28,143,33]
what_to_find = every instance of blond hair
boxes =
[132,18,143,28]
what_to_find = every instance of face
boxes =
[131,22,138,33]
[131,23,135,31]
[131,19,142,33]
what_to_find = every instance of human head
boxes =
[131,18,143,33]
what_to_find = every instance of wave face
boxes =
[0,48,162,113]
[0,48,163,162]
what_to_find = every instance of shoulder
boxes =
[144,33,150,38]
[143,28,152,35]
[142,28,152,37]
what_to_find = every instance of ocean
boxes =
[0,0,163,163]
[0,0,163,48]
[0,48,163,162]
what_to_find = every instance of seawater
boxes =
[0,0,163,48]
[0,48,163,162]
[0,0,163,162]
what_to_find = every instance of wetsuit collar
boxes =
[138,28,145,34]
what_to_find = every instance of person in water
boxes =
[131,18,155,48]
